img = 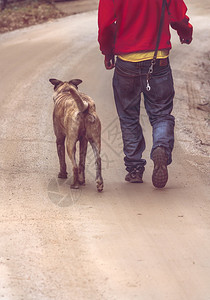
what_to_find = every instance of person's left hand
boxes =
[104,55,115,70]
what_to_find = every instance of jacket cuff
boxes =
[171,16,193,41]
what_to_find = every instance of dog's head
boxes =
[49,78,82,92]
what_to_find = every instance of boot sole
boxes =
[152,148,168,188]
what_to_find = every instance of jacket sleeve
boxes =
[168,0,193,44]
[98,0,116,56]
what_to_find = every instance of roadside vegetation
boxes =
[0,0,67,33]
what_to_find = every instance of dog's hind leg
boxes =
[56,136,68,179]
[78,137,88,185]
[90,141,104,192]
[66,138,79,189]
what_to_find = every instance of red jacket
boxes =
[98,0,193,56]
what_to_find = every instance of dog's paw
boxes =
[96,181,104,192]
[78,180,85,186]
[58,172,68,179]
[70,184,79,190]
[78,173,85,186]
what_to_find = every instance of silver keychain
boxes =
[146,80,151,91]
[146,59,155,92]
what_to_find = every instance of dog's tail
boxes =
[70,86,88,113]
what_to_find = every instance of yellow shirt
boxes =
[118,50,169,62]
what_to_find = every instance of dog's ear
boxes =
[49,79,62,87]
[69,79,82,88]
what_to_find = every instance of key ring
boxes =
[146,80,151,91]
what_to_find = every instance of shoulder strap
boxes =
[153,0,167,61]
[146,0,167,91]
[166,0,171,15]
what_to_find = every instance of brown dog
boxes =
[49,78,103,192]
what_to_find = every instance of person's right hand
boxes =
[104,55,115,70]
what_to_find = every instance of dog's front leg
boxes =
[56,136,68,179]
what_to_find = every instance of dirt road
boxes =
[0,1,209,299]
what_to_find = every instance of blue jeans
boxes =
[113,57,175,172]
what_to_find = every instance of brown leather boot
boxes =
[125,167,144,183]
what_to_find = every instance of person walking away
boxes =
[98,0,193,188]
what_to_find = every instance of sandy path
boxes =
[0,1,209,299]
